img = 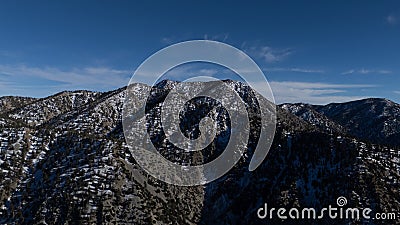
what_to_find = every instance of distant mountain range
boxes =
[0,80,399,224]
[282,98,400,147]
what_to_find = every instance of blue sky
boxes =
[1,0,400,104]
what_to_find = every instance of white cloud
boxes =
[259,46,292,63]
[0,64,131,96]
[268,81,375,105]
[203,33,230,42]
[163,66,219,79]
[161,37,174,44]
[264,67,324,73]
[1,62,379,105]
[341,69,392,75]
[161,33,230,45]
[387,14,398,25]
[244,45,293,63]
[0,50,20,58]
[394,91,400,94]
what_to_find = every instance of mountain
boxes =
[312,98,400,147]
[280,98,400,147]
[280,103,345,134]
[0,80,399,224]
[0,96,36,113]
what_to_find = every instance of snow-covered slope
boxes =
[0,81,398,224]
[313,98,400,147]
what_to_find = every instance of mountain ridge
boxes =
[0,80,399,224]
